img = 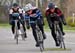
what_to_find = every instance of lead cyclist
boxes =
[24,3,46,47]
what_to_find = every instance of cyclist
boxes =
[9,3,27,38]
[45,3,66,46]
[24,3,46,47]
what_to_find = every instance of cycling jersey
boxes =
[45,8,63,22]
[25,8,43,24]
[9,7,24,20]
[46,8,62,17]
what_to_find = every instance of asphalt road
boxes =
[0,28,75,53]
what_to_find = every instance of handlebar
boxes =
[50,13,58,17]
[12,13,19,17]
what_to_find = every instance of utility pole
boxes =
[36,0,38,7]
[39,0,43,7]
[13,0,17,3]
[72,13,75,24]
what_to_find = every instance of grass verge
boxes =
[0,23,75,32]
[0,23,10,28]
[44,48,71,51]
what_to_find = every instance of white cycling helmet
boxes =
[23,6,30,12]
[23,3,33,12]
[25,3,33,9]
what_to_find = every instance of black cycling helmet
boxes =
[48,2,55,9]
[12,3,19,7]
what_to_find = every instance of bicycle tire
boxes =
[55,21,66,49]
[62,38,66,49]
[39,42,44,52]
[57,27,66,49]
[15,20,19,44]
[36,26,44,52]
[16,34,18,44]
[21,34,25,40]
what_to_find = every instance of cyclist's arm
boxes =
[60,14,67,25]
[56,8,66,25]
[29,9,41,19]
[22,9,25,19]
[9,9,13,21]
[36,9,44,20]
[35,9,42,17]
[45,10,53,29]
[19,8,24,20]
[45,9,52,24]
[34,9,44,25]
[25,14,30,19]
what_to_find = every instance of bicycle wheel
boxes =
[15,34,18,44]
[39,41,44,52]
[16,35,18,44]
[38,31,44,52]
[21,34,25,40]
[55,21,66,49]
[63,41,66,49]
[57,28,66,49]
[61,37,66,49]
[36,27,44,52]
[15,20,19,44]
[20,28,25,40]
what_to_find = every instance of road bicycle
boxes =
[54,21,66,49]
[35,23,44,52]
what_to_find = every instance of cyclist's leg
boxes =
[48,23,56,41]
[59,21,65,35]
[17,21,21,34]
[37,24,46,39]
[21,20,27,38]
[21,20,26,32]
[31,23,37,42]
[51,24,56,41]
[51,24,59,46]
[31,23,39,46]
[11,21,15,34]
[17,21,20,30]
[26,19,30,29]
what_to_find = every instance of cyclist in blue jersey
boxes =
[24,3,46,47]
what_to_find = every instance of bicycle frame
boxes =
[14,19,26,44]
